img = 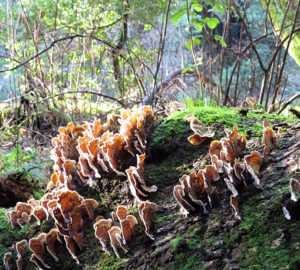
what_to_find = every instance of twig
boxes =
[151,0,172,106]
[1,90,124,106]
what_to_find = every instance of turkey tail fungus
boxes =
[3,252,12,270]
[174,125,264,219]
[184,114,215,145]
[94,218,113,254]
[108,226,129,258]
[290,178,300,202]
[16,239,27,270]
[138,201,158,240]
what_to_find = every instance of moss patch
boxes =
[236,172,300,270]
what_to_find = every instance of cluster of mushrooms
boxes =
[4,106,158,269]
[173,116,283,218]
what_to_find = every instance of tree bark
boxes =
[111,0,129,97]
[277,91,300,114]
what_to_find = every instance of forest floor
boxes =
[0,105,299,270]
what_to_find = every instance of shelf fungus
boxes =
[126,154,157,203]
[224,126,246,157]
[138,201,158,240]
[16,239,27,270]
[108,226,129,258]
[244,151,263,190]
[174,170,210,216]
[3,106,157,267]
[173,185,196,216]
[120,215,138,245]
[94,218,113,254]
[29,233,50,269]
[230,195,241,219]
[290,178,300,202]
[49,106,154,189]
[116,205,128,222]
[262,119,277,156]
[64,235,80,265]
[184,114,215,145]
[174,125,264,219]
[45,229,61,262]
[3,252,12,270]
[211,154,224,173]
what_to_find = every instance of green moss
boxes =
[32,188,46,200]
[152,106,297,152]
[236,173,300,270]
[172,253,205,270]
[0,208,35,262]
[170,233,184,253]
[155,215,180,224]
[84,254,127,270]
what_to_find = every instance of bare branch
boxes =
[1,90,124,106]
[277,91,300,114]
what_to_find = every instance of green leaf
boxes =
[202,17,220,29]
[214,35,227,47]
[143,24,152,31]
[193,21,203,31]
[185,38,200,50]
[213,4,225,14]
[181,66,195,74]
[186,40,192,50]
[191,3,203,12]
[170,7,186,22]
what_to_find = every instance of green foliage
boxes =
[155,215,180,224]
[0,208,35,261]
[171,233,184,252]
[172,253,205,270]
[202,17,220,29]
[214,35,227,47]
[260,0,300,65]
[0,144,50,179]
[170,0,225,50]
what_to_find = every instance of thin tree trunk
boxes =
[264,59,275,110]
[269,0,300,112]
[277,91,300,114]
[218,0,231,105]
[112,0,129,97]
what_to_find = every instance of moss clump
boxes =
[172,253,205,270]
[236,172,300,270]
[0,208,36,268]
[155,215,179,224]
[171,233,185,253]
[151,106,297,154]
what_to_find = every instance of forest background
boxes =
[0,0,299,173]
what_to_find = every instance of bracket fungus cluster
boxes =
[165,101,186,116]
[174,124,265,219]
[6,188,98,268]
[93,201,157,258]
[241,97,256,112]
[126,154,157,204]
[48,106,154,189]
[94,205,137,258]
[4,106,159,268]
[282,178,300,220]
[262,119,278,157]
[184,114,215,145]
